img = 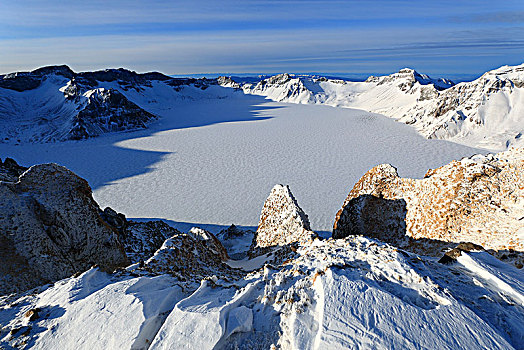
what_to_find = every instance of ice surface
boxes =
[0,93,485,233]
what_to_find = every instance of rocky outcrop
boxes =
[252,185,316,250]
[188,227,229,261]
[143,231,237,283]
[366,68,454,91]
[0,65,74,92]
[217,76,241,89]
[0,163,128,294]
[333,149,524,260]
[217,224,255,259]
[122,220,181,264]
[243,74,314,103]
[0,158,27,182]
[68,88,157,140]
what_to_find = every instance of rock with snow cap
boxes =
[188,227,229,261]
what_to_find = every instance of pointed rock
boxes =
[254,184,316,249]
[188,227,229,261]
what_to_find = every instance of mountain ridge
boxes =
[235,63,524,150]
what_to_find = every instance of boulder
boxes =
[0,163,128,294]
[333,149,524,257]
[188,227,229,261]
[144,232,237,283]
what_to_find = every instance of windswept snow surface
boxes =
[0,90,485,232]
[2,237,522,349]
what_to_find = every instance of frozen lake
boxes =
[1,94,486,233]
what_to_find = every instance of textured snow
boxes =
[3,236,521,349]
[0,91,485,232]
[0,269,187,349]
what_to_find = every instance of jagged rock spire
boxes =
[254,184,316,248]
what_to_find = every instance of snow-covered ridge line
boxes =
[0,65,222,143]
[231,63,524,151]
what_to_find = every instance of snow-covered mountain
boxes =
[2,63,523,150]
[235,63,524,150]
[0,66,221,143]
[0,152,523,349]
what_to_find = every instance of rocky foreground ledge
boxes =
[333,148,524,267]
[0,150,523,349]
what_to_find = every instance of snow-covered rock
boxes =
[122,220,181,264]
[0,163,128,294]
[0,66,220,143]
[4,235,522,349]
[188,227,229,261]
[333,148,524,266]
[143,231,237,284]
[253,184,317,250]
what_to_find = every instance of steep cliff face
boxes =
[252,184,317,250]
[67,88,157,140]
[0,163,128,294]
[333,148,524,260]
[399,63,524,150]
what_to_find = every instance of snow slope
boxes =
[0,66,217,143]
[1,236,522,349]
[238,64,524,150]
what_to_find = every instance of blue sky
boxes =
[1,0,523,79]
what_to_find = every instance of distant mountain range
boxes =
[1,63,523,150]
[232,63,524,150]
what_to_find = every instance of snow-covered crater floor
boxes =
[0,94,486,232]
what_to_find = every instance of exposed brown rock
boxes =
[0,163,128,294]
[253,185,317,250]
[438,242,485,264]
[24,308,41,322]
[333,149,524,257]
[144,232,237,283]
[188,227,229,261]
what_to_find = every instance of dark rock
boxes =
[99,207,128,236]
[68,88,157,140]
[24,308,41,322]
[122,221,181,264]
[0,158,28,182]
[0,163,128,294]
[439,242,485,264]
